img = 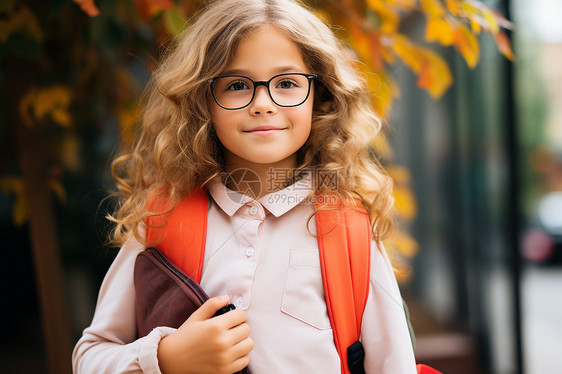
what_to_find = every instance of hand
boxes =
[157,295,253,374]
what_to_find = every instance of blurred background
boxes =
[1,0,561,373]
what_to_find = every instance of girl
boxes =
[72,0,417,373]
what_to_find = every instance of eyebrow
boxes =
[220,65,306,77]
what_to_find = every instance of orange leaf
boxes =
[454,24,480,68]
[150,0,174,8]
[368,32,384,71]
[73,0,99,17]
[493,32,515,61]
[417,49,453,99]
[392,36,452,98]
[134,0,174,20]
[425,17,455,46]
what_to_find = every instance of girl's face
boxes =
[210,25,314,171]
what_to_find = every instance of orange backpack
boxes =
[146,189,440,374]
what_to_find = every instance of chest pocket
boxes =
[281,248,332,330]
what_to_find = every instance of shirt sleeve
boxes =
[72,236,176,374]
[361,242,418,374]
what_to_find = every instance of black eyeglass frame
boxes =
[209,73,317,110]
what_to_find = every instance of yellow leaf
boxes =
[367,0,400,34]
[0,6,43,43]
[393,185,417,221]
[482,9,499,33]
[393,263,413,283]
[60,134,82,172]
[365,71,395,117]
[387,166,411,184]
[48,178,67,203]
[458,2,479,16]
[314,10,331,25]
[454,24,480,68]
[0,176,28,226]
[51,108,71,127]
[470,18,481,34]
[445,0,460,16]
[389,0,416,10]
[392,35,423,73]
[372,134,394,159]
[420,0,445,18]
[387,230,419,258]
[19,88,36,127]
[13,193,29,227]
[425,17,455,46]
[29,85,73,127]
[118,104,140,145]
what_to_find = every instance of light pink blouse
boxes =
[72,176,417,373]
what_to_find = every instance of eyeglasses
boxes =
[209,73,317,110]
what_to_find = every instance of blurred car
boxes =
[522,191,562,265]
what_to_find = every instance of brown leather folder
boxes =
[134,247,250,374]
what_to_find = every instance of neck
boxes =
[224,154,298,200]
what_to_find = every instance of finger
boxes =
[188,295,230,322]
[227,352,251,373]
[215,309,248,329]
[224,321,250,345]
[230,336,254,359]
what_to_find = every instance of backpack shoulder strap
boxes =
[146,192,372,374]
[145,189,208,283]
[315,200,371,374]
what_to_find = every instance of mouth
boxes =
[243,126,287,135]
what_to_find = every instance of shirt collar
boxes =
[208,172,313,218]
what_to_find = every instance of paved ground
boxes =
[522,266,562,374]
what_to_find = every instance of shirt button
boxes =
[245,247,255,257]
[233,297,243,309]
[249,206,258,215]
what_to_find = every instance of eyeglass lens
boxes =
[212,74,312,109]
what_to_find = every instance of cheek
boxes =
[294,102,314,135]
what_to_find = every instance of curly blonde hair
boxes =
[109,0,394,246]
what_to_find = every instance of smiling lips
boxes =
[243,126,286,135]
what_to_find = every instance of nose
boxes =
[249,85,276,115]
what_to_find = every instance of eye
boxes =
[276,79,298,89]
[226,80,250,91]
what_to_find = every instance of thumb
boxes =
[189,295,230,322]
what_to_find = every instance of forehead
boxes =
[223,25,308,78]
